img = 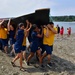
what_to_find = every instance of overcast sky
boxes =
[0,0,75,18]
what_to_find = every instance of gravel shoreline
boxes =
[0,34,75,75]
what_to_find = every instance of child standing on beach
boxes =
[67,27,71,37]
[69,27,71,35]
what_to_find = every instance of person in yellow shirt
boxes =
[0,20,8,53]
[0,20,4,50]
[40,22,57,68]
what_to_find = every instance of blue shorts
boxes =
[22,46,26,51]
[0,39,8,47]
[43,45,53,54]
[10,38,16,45]
[14,43,22,53]
[30,43,39,53]
[39,42,43,49]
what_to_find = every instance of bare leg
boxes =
[4,46,7,53]
[23,51,26,60]
[36,50,41,64]
[47,54,51,63]
[18,52,23,69]
[10,44,16,56]
[27,52,34,62]
[12,54,19,62]
[40,52,47,64]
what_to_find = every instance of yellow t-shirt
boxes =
[22,33,26,46]
[43,27,56,46]
[0,28,7,39]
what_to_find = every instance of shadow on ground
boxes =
[25,54,75,74]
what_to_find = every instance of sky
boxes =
[0,0,75,18]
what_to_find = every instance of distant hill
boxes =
[50,16,75,22]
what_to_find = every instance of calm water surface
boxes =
[54,22,75,34]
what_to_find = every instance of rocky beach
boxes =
[0,34,75,75]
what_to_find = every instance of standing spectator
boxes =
[69,27,71,35]
[56,25,60,38]
[60,26,64,38]
[67,27,71,37]
[67,28,69,37]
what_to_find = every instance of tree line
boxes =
[50,15,75,22]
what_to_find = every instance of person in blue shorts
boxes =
[27,24,43,65]
[40,22,57,68]
[11,23,26,71]
[7,19,16,56]
[0,20,8,53]
[22,22,32,64]
[36,27,44,61]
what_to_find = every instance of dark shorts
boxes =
[14,43,22,53]
[0,40,2,50]
[0,39,8,47]
[39,42,43,49]
[43,45,53,54]
[15,49,21,53]
[30,43,39,53]
[10,38,16,45]
[22,46,26,51]
[28,37,32,43]
[58,30,60,34]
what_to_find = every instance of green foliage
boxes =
[50,15,75,22]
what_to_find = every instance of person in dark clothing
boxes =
[27,24,43,66]
[7,19,16,56]
[56,25,60,37]
[0,41,2,50]
[11,23,26,71]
